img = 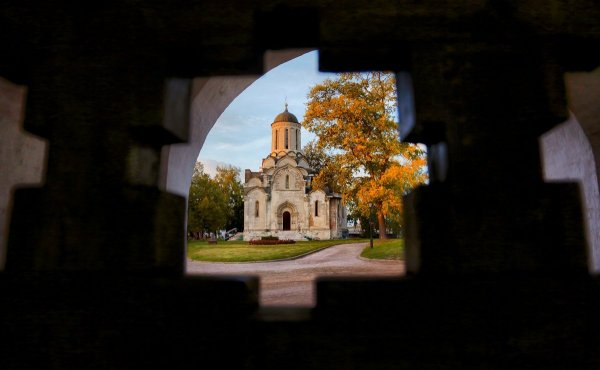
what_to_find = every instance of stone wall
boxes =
[308,190,328,230]
[1,3,599,368]
[244,188,269,233]
[0,77,46,269]
[243,229,331,241]
[540,115,600,272]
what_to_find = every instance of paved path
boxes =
[186,242,404,307]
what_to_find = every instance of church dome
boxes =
[272,104,299,124]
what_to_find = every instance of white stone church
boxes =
[243,105,347,241]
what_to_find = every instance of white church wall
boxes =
[297,158,310,169]
[243,188,269,240]
[247,178,261,187]
[300,191,329,240]
[262,157,275,169]
[275,156,297,168]
[308,190,328,229]
[270,196,305,230]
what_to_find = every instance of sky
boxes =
[198,51,338,177]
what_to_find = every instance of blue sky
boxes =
[198,51,338,177]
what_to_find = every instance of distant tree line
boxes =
[187,162,244,239]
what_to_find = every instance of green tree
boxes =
[214,165,244,232]
[303,140,328,174]
[303,72,427,239]
[187,162,227,238]
[302,140,352,193]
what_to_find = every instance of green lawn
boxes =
[187,239,368,262]
[360,238,404,260]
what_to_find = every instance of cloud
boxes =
[198,51,337,174]
[198,157,247,181]
[214,137,271,152]
[211,114,267,134]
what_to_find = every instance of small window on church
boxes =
[315,200,319,217]
[285,175,289,189]
[255,201,259,217]
[285,129,289,149]
[275,130,278,150]
[296,128,300,150]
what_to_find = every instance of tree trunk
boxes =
[377,210,387,239]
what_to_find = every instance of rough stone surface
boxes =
[541,115,600,272]
[0,77,46,268]
[0,1,599,369]
[160,76,255,197]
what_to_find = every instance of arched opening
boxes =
[282,211,291,231]
[182,51,418,306]
[159,49,314,198]
[175,50,600,309]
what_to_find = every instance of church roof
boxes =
[272,104,299,124]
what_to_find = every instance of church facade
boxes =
[243,105,347,241]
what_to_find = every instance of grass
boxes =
[360,238,404,260]
[187,238,368,262]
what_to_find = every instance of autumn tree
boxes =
[187,162,227,238]
[303,72,427,239]
[214,165,244,232]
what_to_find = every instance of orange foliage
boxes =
[304,72,428,236]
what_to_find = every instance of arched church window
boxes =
[285,129,289,149]
[255,201,259,217]
[296,128,300,150]
[315,200,319,217]
[285,175,289,189]
[275,130,278,150]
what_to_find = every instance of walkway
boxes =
[186,242,404,306]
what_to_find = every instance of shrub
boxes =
[261,236,279,241]
[249,239,296,245]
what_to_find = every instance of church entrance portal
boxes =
[282,212,291,231]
